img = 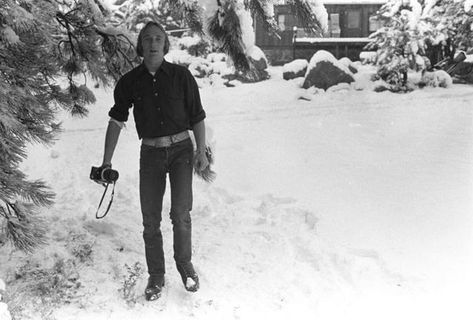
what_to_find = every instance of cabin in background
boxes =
[254,0,386,64]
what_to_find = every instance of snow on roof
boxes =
[322,0,387,4]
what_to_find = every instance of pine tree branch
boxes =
[245,0,281,39]
[164,0,204,34]
[207,3,250,71]
[288,0,324,36]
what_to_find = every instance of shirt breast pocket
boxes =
[160,92,187,121]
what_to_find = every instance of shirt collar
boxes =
[138,59,171,77]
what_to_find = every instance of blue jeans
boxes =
[139,138,194,276]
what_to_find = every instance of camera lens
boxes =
[102,168,119,182]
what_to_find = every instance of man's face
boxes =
[141,25,166,66]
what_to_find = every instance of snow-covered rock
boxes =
[248,46,268,72]
[303,50,355,90]
[239,46,269,83]
[283,59,308,80]
[339,57,358,74]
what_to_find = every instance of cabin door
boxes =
[341,8,362,37]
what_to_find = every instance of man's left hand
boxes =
[194,150,209,172]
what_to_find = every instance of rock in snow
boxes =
[303,50,355,90]
[283,59,308,80]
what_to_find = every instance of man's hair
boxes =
[136,21,170,57]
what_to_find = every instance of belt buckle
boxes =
[171,133,182,144]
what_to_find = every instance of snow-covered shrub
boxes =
[207,52,227,63]
[209,61,234,75]
[366,0,444,91]
[419,70,453,88]
[67,232,95,263]
[177,35,201,49]
[122,262,144,306]
[360,51,377,64]
[177,35,212,57]
[165,49,194,67]
[11,256,81,316]
[188,57,212,78]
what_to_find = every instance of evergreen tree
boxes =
[366,0,440,91]
[0,0,138,252]
[109,0,188,33]
[430,0,473,52]
[112,0,327,71]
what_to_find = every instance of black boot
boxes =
[145,274,164,301]
[176,262,199,292]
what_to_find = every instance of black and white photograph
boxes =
[1,0,472,319]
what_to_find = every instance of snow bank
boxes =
[0,279,12,320]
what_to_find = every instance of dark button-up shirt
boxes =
[108,60,206,139]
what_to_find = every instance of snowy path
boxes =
[7,67,473,319]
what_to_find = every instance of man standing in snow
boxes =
[100,21,208,301]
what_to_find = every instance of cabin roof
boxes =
[322,0,387,4]
[295,37,371,43]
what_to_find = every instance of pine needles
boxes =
[207,3,250,71]
[289,0,324,37]
[1,202,48,253]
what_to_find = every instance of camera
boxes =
[90,166,119,184]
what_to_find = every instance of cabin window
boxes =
[329,13,341,37]
[277,13,297,31]
[346,10,361,29]
[278,14,286,31]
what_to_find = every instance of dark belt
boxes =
[142,131,190,148]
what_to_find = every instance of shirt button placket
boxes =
[155,78,163,126]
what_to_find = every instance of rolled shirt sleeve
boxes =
[108,76,133,122]
[184,69,206,126]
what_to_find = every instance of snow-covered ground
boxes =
[2,66,473,320]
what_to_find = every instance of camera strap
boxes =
[95,182,116,219]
